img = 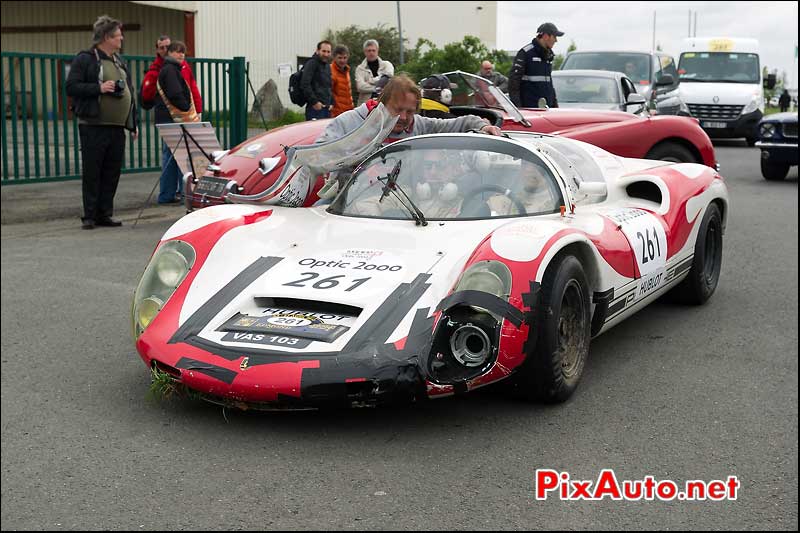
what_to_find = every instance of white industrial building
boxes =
[2,1,498,109]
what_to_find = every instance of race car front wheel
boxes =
[514,255,591,403]
[670,203,723,305]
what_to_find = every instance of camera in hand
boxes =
[110,79,126,97]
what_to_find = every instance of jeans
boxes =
[305,106,331,121]
[158,139,183,203]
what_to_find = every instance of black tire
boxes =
[514,255,591,403]
[761,158,790,181]
[645,142,696,163]
[670,203,723,305]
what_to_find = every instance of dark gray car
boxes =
[560,50,688,116]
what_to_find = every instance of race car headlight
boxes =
[742,95,760,115]
[759,123,776,139]
[132,240,196,339]
[137,296,164,330]
[454,260,512,300]
[155,250,189,287]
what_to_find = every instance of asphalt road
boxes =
[1,142,797,530]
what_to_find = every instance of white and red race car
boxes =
[133,120,728,409]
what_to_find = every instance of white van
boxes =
[678,37,763,145]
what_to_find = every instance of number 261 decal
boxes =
[636,227,662,264]
[283,272,370,291]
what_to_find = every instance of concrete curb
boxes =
[0,172,183,225]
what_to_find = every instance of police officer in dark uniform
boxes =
[508,22,564,108]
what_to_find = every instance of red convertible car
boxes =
[184,71,716,210]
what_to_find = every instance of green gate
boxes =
[1,52,247,185]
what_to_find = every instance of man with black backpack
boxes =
[298,41,334,121]
[66,15,137,230]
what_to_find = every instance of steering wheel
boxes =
[460,184,528,217]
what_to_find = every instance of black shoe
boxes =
[82,219,95,230]
[96,217,123,227]
[158,199,181,205]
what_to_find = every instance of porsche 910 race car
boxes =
[134,114,728,409]
[183,71,717,211]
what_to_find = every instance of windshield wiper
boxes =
[376,160,427,226]
[390,181,428,226]
[379,159,402,203]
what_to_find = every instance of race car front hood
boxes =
[176,206,511,355]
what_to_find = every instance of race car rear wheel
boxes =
[670,203,723,305]
[514,255,591,403]
[761,158,790,181]
[645,142,696,163]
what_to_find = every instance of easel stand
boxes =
[132,122,219,228]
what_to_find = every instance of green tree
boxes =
[322,26,523,94]
[323,24,408,75]
[399,35,516,82]
[553,40,577,71]
[324,24,409,103]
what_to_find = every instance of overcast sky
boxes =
[497,1,799,85]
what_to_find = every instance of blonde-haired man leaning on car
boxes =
[355,39,395,105]
[314,74,502,201]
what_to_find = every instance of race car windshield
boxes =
[506,133,608,202]
[227,102,398,206]
[329,135,564,221]
[442,71,528,125]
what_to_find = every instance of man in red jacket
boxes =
[141,35,202,114]
[140,35,203,203]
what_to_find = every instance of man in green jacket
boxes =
[66,15,138,229]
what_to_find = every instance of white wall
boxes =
[192,1,497,110]
[1,0,498,112]
[1,0,184,56]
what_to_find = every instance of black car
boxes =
[756,112,798,180]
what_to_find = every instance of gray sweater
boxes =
[315,103,489,145]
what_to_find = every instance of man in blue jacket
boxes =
[508,22,564,109]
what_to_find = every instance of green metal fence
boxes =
[1,52,247,185]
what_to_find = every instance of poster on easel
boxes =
[156,122,221,177]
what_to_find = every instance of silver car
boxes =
[552,70,648,113]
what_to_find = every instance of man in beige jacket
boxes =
[355,39,395,105]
